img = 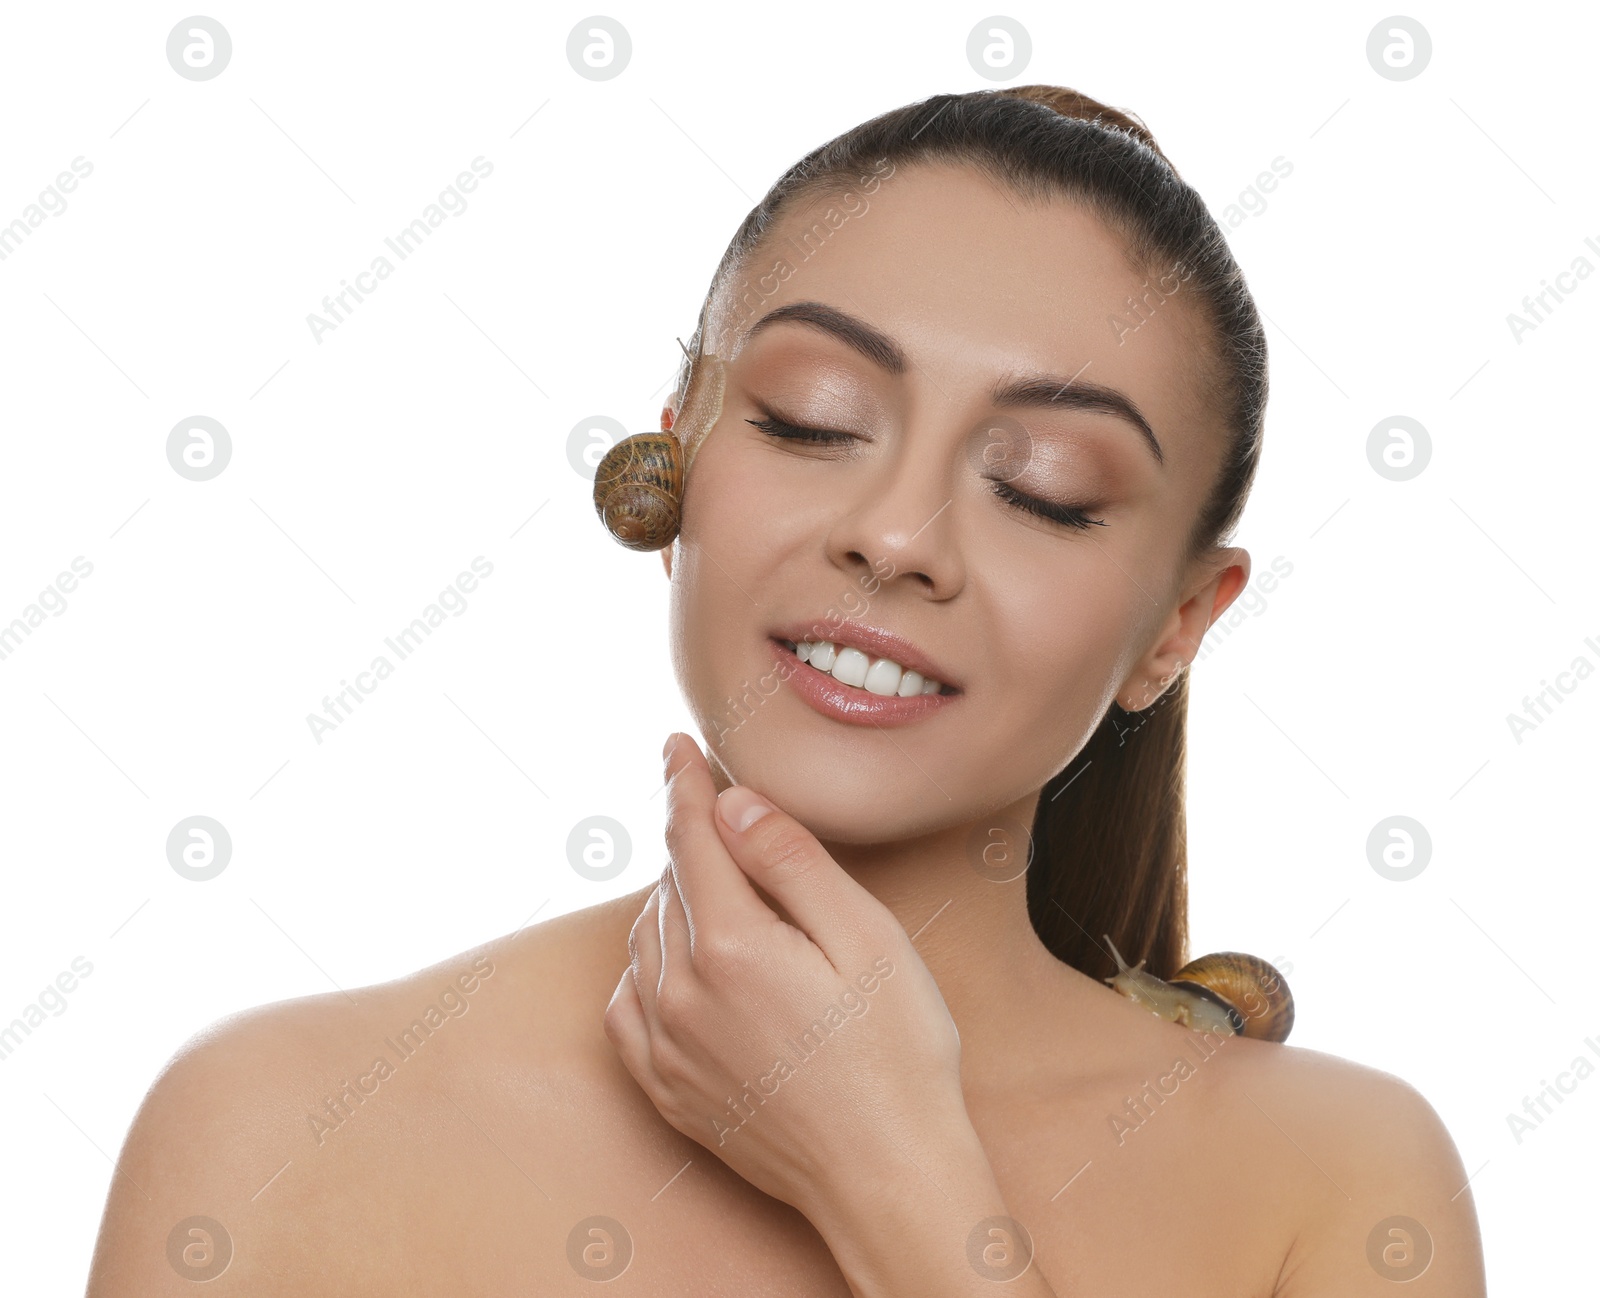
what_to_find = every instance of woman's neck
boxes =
[818,790,1125,1091]
[610,783,1134,1099]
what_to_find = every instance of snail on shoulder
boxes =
[1102,934,1294,1043]
[592,350,727,552]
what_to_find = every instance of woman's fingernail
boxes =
[662,732,679,773]
[717,786,772,833]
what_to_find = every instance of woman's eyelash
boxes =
[988,480,1107,531]
[745,415,1108,532]
[746,415,855,445]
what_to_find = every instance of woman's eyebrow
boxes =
[990,375,1165,467]
[745,300,906,374]
[744,299,1163,468]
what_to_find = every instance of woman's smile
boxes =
[767,634,964,728]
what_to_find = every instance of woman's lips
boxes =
[768,638,962,728]
[766,619,963,692]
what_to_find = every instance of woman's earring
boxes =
[591,348,726,554]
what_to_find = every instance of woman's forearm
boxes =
[802,1115,1059,1298]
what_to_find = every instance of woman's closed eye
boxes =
[744,413,1109,532]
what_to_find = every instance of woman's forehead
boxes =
[709,163,1217,462]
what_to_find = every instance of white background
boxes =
[1,3,1593,1292]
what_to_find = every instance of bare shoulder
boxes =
[84,893,642,1295]
[81,945,500,1295]
[1206,1038,1488,1295]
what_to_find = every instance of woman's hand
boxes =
[603,730,968,1218]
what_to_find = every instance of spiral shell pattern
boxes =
[593,433,682,552]
[1169,951,1295,1043]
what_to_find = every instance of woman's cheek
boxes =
[690,433,780,542]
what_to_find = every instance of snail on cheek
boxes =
[592,352,727,553]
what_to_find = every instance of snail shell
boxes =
[593,353,726,553]
[593,432,682,552]
[1102,934,1294,1044]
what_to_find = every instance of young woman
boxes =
[86,87,1487,1296]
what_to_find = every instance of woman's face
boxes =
[662,160,1244,844]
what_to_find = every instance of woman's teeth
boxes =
[782,639,949,697]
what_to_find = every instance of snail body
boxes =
[1102,934,1294,1043]
[593,353,726,552]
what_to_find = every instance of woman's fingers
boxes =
[662,730,885,972]
[603,965,661,1092]
[629,885,663,1017]
[658,862,693,983]
[662,733,781,943]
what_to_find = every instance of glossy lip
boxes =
[766,619,964,692]
[768,638,962,727]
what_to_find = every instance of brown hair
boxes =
[675,86,1268,982]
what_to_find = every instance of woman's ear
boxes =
[658,400,678,579]
[1116,548,1251,711]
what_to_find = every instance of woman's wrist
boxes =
[800,1112,1060,1298]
